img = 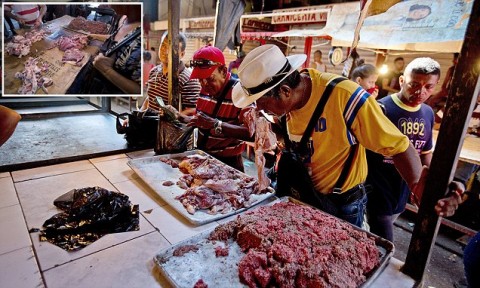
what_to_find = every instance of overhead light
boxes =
[379,64,389,75]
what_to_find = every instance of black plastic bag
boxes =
[39,187,139,251]
[116,110,158,148]
[154,118,194,155]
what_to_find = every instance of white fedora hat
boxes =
[232,44,307,108]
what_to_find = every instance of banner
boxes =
[325,0,473,52]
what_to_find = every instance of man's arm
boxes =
[33,5,47,27]
[0,106,21,147]
[93,54,140,94]
[38,5,47,20]
[382,77,399,94]
[4,6,25,25]
[420,152,432,167]
[392,143,423,191]
[187,111,254,141]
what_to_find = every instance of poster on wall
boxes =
[325,0,473,52]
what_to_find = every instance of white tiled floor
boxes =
[0,247,43,288]
[0,151,415,287]
[0,152,181,287]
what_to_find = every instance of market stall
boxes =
[3,15,107,95]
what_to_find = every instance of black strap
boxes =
[281,76,358,191]
[197,78,238,148]
[299,76,347,149]
[105,26,141,57]
[334,144,358,190]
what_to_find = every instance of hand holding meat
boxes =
[187,111,216,130]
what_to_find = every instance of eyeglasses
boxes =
[190,59,222,69]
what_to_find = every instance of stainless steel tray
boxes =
[127,150,275,225]
[154,197,395,288]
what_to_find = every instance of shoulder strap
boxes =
[212,78,237,117]
[333,145,358,190]
[297,76,348,153]
[105,26,141,57]
[198,78,238,148]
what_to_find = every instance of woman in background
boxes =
[351,61,379,98]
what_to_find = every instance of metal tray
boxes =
[154,197,395,288]
[127,150,275,225]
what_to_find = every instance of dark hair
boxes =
[394,57,404,63]
[143,51,151,61]
[351,63,378,80]
[314,50,322,56]
[151,47,155,51]
[406,4,431,21]
[264,70,302,100]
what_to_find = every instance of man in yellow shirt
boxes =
[232,45,463,227]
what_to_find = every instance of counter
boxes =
[0,150,416,288]
[3,15,102,95]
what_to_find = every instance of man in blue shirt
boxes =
[366,57,440,241]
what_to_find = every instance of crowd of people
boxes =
[136,40,478,286]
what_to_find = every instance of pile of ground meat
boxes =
[209,202,380,288]
[67,16,108,34]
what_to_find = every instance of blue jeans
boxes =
[315,186,368,228]
[338,191,368,228]
[464,232,480,288]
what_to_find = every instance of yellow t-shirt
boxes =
[287,69,410,194]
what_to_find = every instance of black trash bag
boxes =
[116,110,159,148]
[38,187,139,251]
[154,118,194,155]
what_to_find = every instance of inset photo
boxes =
[2,2,142,96]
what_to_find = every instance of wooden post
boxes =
[167,0,180,109]
[402,0,480,284]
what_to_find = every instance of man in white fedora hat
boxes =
[231,44,464,227]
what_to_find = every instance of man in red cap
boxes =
[172,46,255,172]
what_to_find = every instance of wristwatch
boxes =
[214,120,223,135]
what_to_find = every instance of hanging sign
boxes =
[329,47,343,66]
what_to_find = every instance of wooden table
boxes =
[3,15,101,95]
[433,129,480,165]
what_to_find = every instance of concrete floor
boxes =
[0,111,130,172]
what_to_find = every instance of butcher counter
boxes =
[0,150,416,288]
[3,15,103,95]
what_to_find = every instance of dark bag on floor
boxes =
[275,77,348,214]
[116,110,158,148]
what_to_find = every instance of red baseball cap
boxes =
[190,46,225,80]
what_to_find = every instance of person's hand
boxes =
[34,18,43,28]
[122,118,129,127]
[371,88,379,99]
[187,111,216,129]
[410,166,429,207]
[435,181,465,217]
[93,53,107,64]
[159,105,179,119]
[15,15,26,26]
